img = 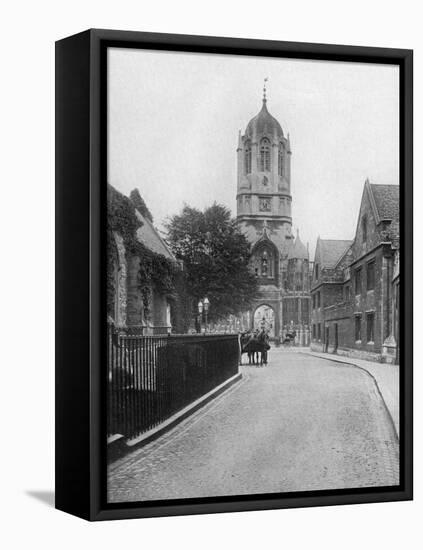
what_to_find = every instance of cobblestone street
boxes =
[108,351,399,503]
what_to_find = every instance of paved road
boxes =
[108,351,399,503]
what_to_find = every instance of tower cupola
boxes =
[245,97,284,139]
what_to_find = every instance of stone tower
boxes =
[236,83,293,249]
[236,83,310,343]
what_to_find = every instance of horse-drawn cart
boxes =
[282,330,297,347]
[240,330,271,366]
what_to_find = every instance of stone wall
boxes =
[113,231,127,327]
[111,230,173,333]
[126,255,144,326]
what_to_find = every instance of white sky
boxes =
[108,48,399,255]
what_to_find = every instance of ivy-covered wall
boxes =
[107,184,185,329]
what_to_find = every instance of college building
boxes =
[310,179,399,364]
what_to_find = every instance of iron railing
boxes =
[120,325,171,336]
[107,325,239,440]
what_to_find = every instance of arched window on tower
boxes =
[244,141,252,174]
[253,246,275,279]
[296,270,303,291]
[259,138,271,172]
[261,250,269,277]
[278,143,284,177]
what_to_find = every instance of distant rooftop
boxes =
[317,239,352,268]
[288,230,308,260]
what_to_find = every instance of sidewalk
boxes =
[304,350,399,437]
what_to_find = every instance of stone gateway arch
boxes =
[254,305,276,338]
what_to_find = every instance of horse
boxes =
[240,331,270,366]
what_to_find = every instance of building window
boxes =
[244,141,251,174]
[315,263,319,280]
[261,250,269,277]
[362,215,368,243]
[296,272,303,291]
[344,285,350,302]
[355,268,362,295]
[317,291,321,308]
[317,323,321,340]
[278,143,284,176]
[312,324,316,339]
[366,312,375,343]
[367,260,375,291]
[312,294,315,309]
[259,138,271,171]
[355,315,362,342]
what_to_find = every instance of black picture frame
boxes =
[55,28,413,521]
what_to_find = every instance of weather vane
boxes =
[263,77,269,100]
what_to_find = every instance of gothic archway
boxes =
[251,239,279,283]
[253,305,275,338]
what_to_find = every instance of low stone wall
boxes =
[333,347,382,363]
[310,342,383,363]
[310,342,324,353]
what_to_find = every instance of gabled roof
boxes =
[369,183,399,222]
[135,209,176,261]
[316,238,353,268]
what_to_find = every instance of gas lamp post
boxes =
[197,297,210,333]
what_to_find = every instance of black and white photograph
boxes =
[106,47,401,504]
[2,0,421,542]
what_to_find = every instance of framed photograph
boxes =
[55,29,413,521]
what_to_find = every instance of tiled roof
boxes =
[317,239,352,268]
[135,210,176,261]
[370,184,399,222]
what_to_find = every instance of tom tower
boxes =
[236,83,311,343]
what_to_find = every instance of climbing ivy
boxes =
[107,184,178,321]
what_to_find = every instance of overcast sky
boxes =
[108,48,399,255]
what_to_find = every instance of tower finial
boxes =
[263,77,268,103]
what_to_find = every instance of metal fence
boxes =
[121,325,171,336]
[107,325,240,440]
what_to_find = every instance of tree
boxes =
[165,203,259,322]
